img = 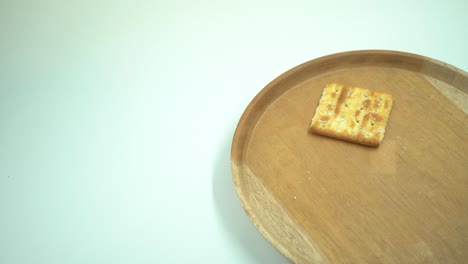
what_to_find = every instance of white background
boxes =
[1,0,467,263]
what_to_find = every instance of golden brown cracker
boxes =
[310,82,394,146]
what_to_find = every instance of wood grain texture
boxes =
[231,50,468,264]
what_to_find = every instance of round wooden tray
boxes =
[231,50,468,263]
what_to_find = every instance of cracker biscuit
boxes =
[309,82,394,146]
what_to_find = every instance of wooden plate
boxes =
[231,50,468,263]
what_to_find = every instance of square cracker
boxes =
[309,82,394,146]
